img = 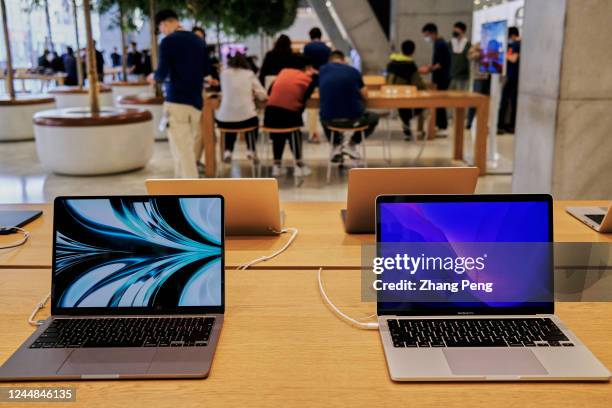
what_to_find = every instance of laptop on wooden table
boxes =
[0,195,225,380]
[375,194,610,381]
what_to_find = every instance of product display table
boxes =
[0,268,610,407]
[2,201,609,270]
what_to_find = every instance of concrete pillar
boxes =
[512,0,612,198]
[391,0,473,67]
[328,0,391,73]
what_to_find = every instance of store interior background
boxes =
[0,0,610,204]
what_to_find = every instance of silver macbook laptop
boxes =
[375,194,610,381]
[566,206,612,233]
[145,178,283,235]
[0,195,225,381]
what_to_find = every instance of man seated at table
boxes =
[319,50,379,164]
[385,39,427,140]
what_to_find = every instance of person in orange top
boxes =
[264,55,318,177]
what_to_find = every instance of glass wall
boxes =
[0,0,100,68]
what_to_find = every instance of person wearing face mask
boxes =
[497,26,521,134]
[449,21,471,91]
[419,23,451,132]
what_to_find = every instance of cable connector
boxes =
[236,227,298,270]
[317,267,379,330]
[28,293,50,326]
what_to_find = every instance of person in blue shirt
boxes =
[319,50,379,163]
[303,27,331,69]
[420,23,451,131]
[62,47,78,86]
[148,9,208,179]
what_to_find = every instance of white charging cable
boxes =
[317,267,379,330]
[0,226,30,250]
[28,293,51,326]
[236,227,298,270]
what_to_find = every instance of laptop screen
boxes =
[376,195,553,316]
[51,196,224,315]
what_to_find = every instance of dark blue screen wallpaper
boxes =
[53,197,222,309]
[378,201,551,312]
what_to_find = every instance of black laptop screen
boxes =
[51,196,224,315]
[376,195,553,316]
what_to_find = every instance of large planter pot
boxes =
[117,94,166,141]
[0,95,56,141]
[48,86,113,109]
[33,107,154,175]
[111,81,153,105]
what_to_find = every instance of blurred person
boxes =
[466,42,491,129]
[246,55,259,73]
[141,49,152,76]
[62,47,78,86]
[303,27,331,69]
[259,34,295,86]
[497,26,521,134]
[264,55,318,177]
[110,47,121,67]
[148,9,208,178]
[449,21,471,91]
[420,23,451,131]
[386,39,426,139]
[50,51,65,72]
[215,53,267,163]
[93,41,105,83]
[37,49,51,71]
[319,50,379,164]
[192,26,205,40]
[126,41,142,78]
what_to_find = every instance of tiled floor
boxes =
[0,118,514,204]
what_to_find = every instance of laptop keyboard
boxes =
[29,317,215,349]
[387,318,574,348]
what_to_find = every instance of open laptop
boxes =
[375,194,610,381]
[146,178,282,235]
[0,195,225,381]
[566,206,612,233]
[0,210,42,229]
[342,167,479,234]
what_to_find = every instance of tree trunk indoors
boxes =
[149,0,162,97]
[119,2,128,82]
[0,0,15,99]
[72,0,84,88]
[82,0,100,113]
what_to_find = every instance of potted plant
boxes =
[48,0,114,108]
[0,0,55,141]
[33,0,154,175]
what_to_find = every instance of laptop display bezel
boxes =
[375,194,554,316]
[51,195,225,316]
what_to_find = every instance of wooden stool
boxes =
[217,125,259,178]
[325,124,369,183]
[260,126,303,186]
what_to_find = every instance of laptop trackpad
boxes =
[57,349,155,375]
[444,349,548,376]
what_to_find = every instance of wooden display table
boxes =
[201,90,489,178]
[0,268,610,407]
[1,200,609,270]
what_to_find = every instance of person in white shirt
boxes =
[449,21,471,91]
[215,53,268,163]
